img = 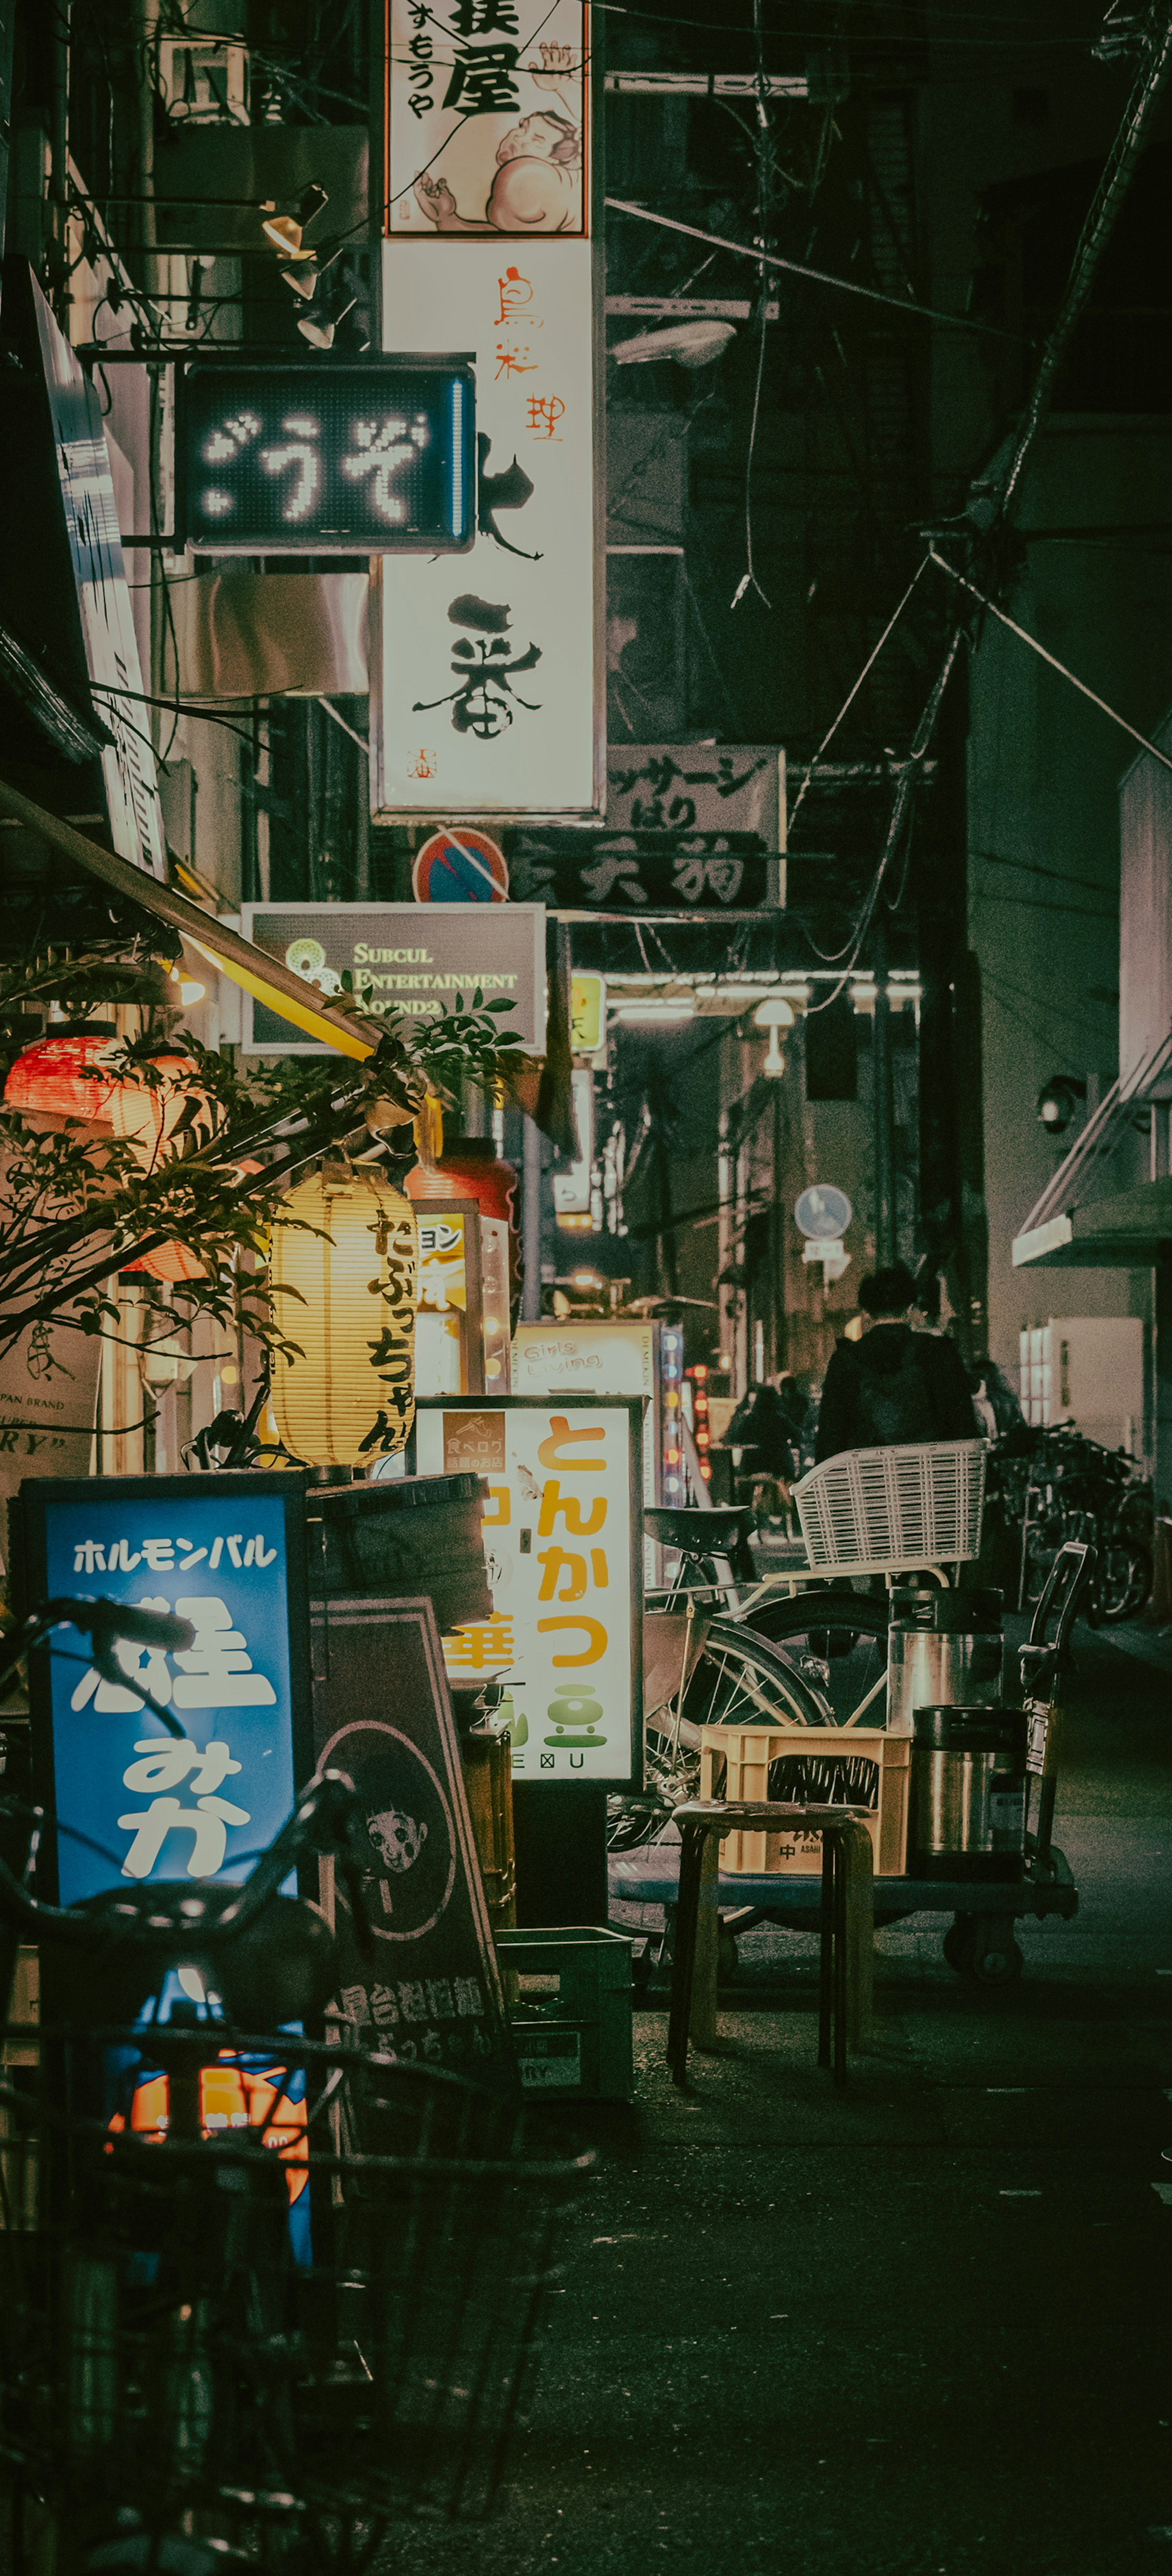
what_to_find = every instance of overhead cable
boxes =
[605,200,1021,338]
[802,628,965,1003]
[929,548,1172,775]
[788,556,930,832]
[998,3,1172,517]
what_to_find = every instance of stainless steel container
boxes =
[908,1706,1028,1881]
[886,1588,1003,1739]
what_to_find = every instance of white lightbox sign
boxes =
[372,236,600,817]
[413,1396,642,1787]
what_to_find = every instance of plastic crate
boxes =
[700,1724,909,1876]
[496,1926,633,2100]
[792,1438,987,1575]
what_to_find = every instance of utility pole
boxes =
[872,925,896,1268]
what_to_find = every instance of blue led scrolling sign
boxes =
[179,361,475,555]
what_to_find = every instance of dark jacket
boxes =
[815,1324,979,1462]
[725,1380,808,1480]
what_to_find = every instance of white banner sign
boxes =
[414,1397,641,1785]
[387,0,588,241]
[32,280,167,881]
[374,235,599,817]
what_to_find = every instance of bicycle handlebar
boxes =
[0,1767,374,1956]
[0,1598,376,1964]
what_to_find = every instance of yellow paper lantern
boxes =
[269,1164,418,1468]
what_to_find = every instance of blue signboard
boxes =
[18,1472,312,1908]
[179,361,475,555]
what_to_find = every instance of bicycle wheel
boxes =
[743,1590,890,1728]
[611,1624,831,1853]
[678,1618,830,1738]
[1096,1540,1152,1624]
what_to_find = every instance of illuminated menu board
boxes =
[179,361,475,554]
[413,1396,642,1788]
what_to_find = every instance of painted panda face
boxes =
[367,1806,428,1873]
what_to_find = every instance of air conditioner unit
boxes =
[158,39,250,126]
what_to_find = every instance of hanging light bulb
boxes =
[281,262,320,302]
[753,993,795,1078]
[269,1163,418,1468]
[261,181,329,259]
[296,297,356,352]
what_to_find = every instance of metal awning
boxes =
[1012,1026,1172,1270]
[1013,1175,1172,1268]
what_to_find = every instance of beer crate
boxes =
[699,1724,909,1877]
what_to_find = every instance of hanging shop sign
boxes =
[373,239,600,819]
[239,900,546,1053]
[412,824,509,903]
[18,1470,312,1908]
[412,1396,642,1788]
[507,831,781,911]
[0,1314,102,1530]
[31,278,166,880]
[312,1596,514,2089]
[570,972,605,1051]
[386,0,588,242]
[606,747,785,847]
[178,361,475,556]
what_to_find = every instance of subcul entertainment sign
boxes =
[239,900,546,1053]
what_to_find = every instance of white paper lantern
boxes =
[269,1165,418,1468]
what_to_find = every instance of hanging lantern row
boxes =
[3,1028,219,1282]
[268,1165,419,1470]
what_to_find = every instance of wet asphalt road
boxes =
[386,1620,1172,2576]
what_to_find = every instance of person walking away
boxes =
[815,1264,979,1462]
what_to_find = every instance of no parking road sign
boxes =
[413,827,509,904]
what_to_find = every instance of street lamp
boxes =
[1037,1073,1086,1137]
[753,992,795,1077]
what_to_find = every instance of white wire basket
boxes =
[792,1439,988,1576]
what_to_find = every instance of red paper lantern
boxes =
[3,1026,120,1126]
[6,1034,219,1284]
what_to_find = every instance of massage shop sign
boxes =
[374,2,599,820]
[414,1397,642,1786]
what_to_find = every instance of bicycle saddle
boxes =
[643,1505,755,1553]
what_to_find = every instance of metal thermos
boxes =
[886,1588,1003,1739]
[909,1706,1029,1881]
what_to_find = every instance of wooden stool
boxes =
[666,1801,874,2090]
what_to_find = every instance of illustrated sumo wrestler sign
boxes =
[387,2,588,241]
[413,1397,642,1787]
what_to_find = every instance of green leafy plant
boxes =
[0,946,524,1376]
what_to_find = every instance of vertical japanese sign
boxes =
[375,4,600,819]
[31,279,167,881]
[19,1472,311,1907]
[413,1396,642,1785]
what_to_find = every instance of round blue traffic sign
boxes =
[794,1184,853,1240]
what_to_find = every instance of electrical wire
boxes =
[929,547,1172,775]
[605,200,1026,339]
[788,555,930,832]
[802,624,965,1004]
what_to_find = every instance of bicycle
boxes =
[999,1423,1153,1622]
[0,1597,588,2574]
[610,1442,988,1851]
